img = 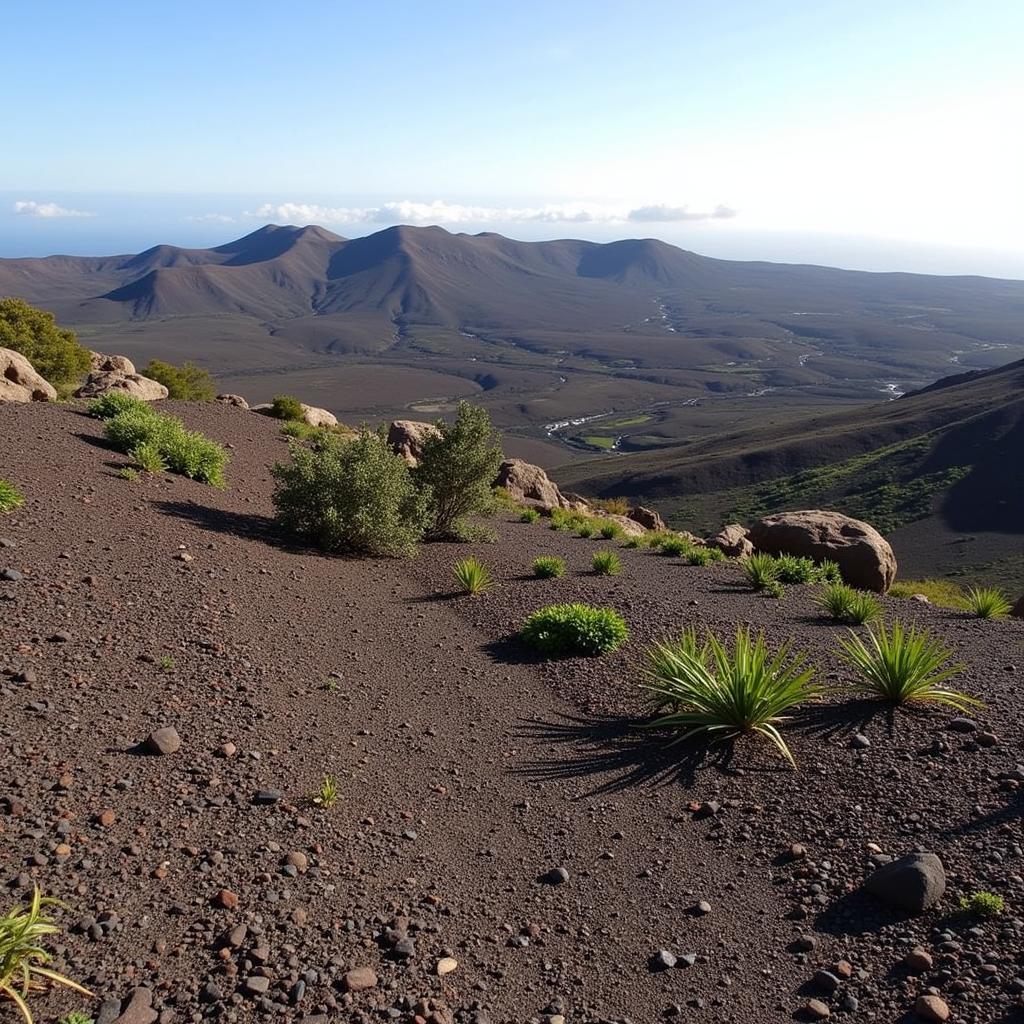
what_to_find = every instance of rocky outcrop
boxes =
[74,371,169,402]
[863,852,946,913]
[0,347,57,403]
[300,405,337,428]
[494,459,571,511]
[90,350,137,375]
[628,506,665,532]
[748,510,897,592]
[216,393,249,410]
[707,524,754,558]
[603,514,646,538]
[387,419,440,466]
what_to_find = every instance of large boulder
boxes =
[628,506,665,532]
[494,458,571,511]
[0,347,57,403]
[387,419,440,466]
[863,852,946,913]
[748,510,897,592]
[707,524,754,558]
[90,350,136,375]
[300,404,337,428]
[603,514,646,538]
[216,393,249,410]
[74,370,168,401]
[1011,594,1024,619]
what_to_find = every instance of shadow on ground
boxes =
[153,499,282,546]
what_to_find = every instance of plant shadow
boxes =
[152,499,283,547]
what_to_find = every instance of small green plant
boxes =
[520,603,628,657]
[533,556,566,579]
[280,419,317,440]
[270,394,306,421]
[838,621,976,709]
[575,520,597,538]
[142,359,215,401]
[312,775,339,808]
[817,559,843,584]
[0,479,25,515]
[118,466,139,482]
[453,556,494,595]
[959,891,1004,917]
[132,440,166,474]
[591,549,622,576]
[774,554,819,584]
[157,656,175,671]
[818,583,882,625]
[623,535,648,549]
[599,497,631,515]
[599,521,624,540]
[643,627,822,766]
[963,586,1012,619]
[659,534,693,557]
[686,546,723,566]
[58,1013,95,1024]
[519,507,541,523]
[321,678,340,693]
[764,578,786,599]
[87,392,149,420]
[0,887,92,1023]
[744,552,779,590]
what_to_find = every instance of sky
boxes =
[3,0,1023,276]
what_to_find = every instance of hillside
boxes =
[556,358,1024,588]
[3,225,1024,457]
[1,399,1022,1024]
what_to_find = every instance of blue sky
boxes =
[4,0,1023,275]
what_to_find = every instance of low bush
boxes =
[520,603,628,656]
[0,297,92,394]
[764,579,786,599]
[818,559,843,584]
[533,556,566,579]
[686,546,724,566]
[646,531,669,549]
[838,620,975,709]
[87,392,149,420]
[591,549,622,575]
[658,534,693,557]
[142,359,215,401]
[818,582,882,625]
[599,521,624,540]
[519,507,541,523]
[963,586,1011,619]
[132,440,166,474]
[774,554,819,584]
[0,478,24,515]
[270,394,306,421]
[643,626,821,766]
[623,535,649,549]
[452,556,494,595]
[744,552,779,590]
[959,891,1004,917]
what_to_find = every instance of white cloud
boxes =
[245,199,736,227]
[186,212,236,224]
[12,199,95,219]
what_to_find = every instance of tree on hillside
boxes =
[0,297,91,393]
[413,402,505,540]
[143,358,216,401]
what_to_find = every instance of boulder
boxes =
[863,852,945,913]
[387,419,440,465]
[90,350,136,375]
[602,514,646,538]
[707,524,754,558]
[1012,594,1024,619]
[494,458,571,511]
[628,506,665,531]
[748,510,896,592]
[0,347,57,403]
[300,404,337,428]
[216,393,249,410]
[74,371,168,402]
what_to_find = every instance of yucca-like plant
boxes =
[643,627,821,766]
[963,586,1012,619]
[452,557,494,595]
[591,549,622,576]
[818,583,881,625]
[644,628,708,708]
[532,556,565,579]
[838,621,976,708]
[0,888,92,1023]
[0,479,25,515]
[744,552,778,590]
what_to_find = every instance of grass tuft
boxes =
[532,556,565,579]
[312,775,339,808]
[963,586,1011,619]
[744,552,779,590]
[519,507,541,523]
[0,479,25,515]
[889,579,965,608]
[817,582,882,625]
[773,555,819,584]
[591,549,622,576]
[452,557,494,595]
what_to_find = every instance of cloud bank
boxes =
[245,199,735,227]
[12,199,95,219]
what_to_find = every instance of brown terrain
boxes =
[2,400,1023,1024]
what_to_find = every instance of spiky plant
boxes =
[744,552,778,591]
[643,627,822,766]
[686,546,723,566]
[0,887,92,1023]
[774,554,819,584]
[818,583,881,625]
[963,586,1012,620]
[591,549,622,576]
[644,628,708,708]
[838,620,976,709]
[0,479,24,515]
[817,559,843,584]
[312,775,339,808]
[452,557,494,595]
[532,556,566,579]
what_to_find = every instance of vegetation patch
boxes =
[532,556,566,579]
[0,297,91,395]
[591,549,622,576]
[963,586,1011,619]
[0,478,24,515]
[520,603,628,657]
[817,583,882,625]
[452,556,494,595]
[142,359,215,401]
[889,578,966,607]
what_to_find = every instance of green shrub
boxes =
[132,440,166,474]
[818,559,843,584]
[838,621,975,709]
[0,479,24,515]
[519,507,541,523]
[623,535,648,549]
[643,626,821,766]
[491,485,517,510]
[959,891,1004,917]
[520,603,628,656]
[271,428,426,557]
[59,1013,96,1024]
[686,546,723,566]
[774,554,819,584]
[281,420,318,439]
[142,359,215,401]
[817,583,881,625]
[591,549,622,576]
[0,297,91,394]
[659,534,693,557]
[963,586,1012,619]
[118,467,139,483]
[646,531,670,549]
[599,521,624,540]
[575,520,597,538]
[533,556,566,579]
[550,508,588,532]
[764,578,786,599]
[270,394,306,421]
[87,392,149,420]
[412,402,504,541]
[744,552,779,590]
[453,556,494,595]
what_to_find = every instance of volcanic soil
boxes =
[1,401,1022,1024]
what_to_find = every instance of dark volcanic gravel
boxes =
[1,401,1023,1024]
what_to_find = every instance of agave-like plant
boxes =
[643,627,822,765]
[0,888,92,1023]
[452,556,494,595]
[838,620,976,708]
[963,586,1012,620]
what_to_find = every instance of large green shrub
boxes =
[520,603,628,656]
[142,359,215,401]
[87,392,150,420]
[412,402,504,540]
[270,395,305,421]
[271,428,427,557]
[0,297,91,393]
